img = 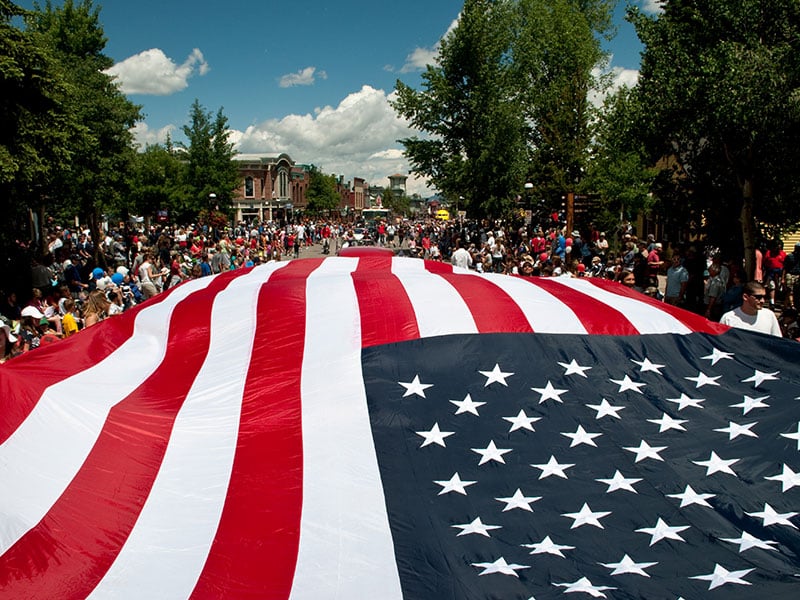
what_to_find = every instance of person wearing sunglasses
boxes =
[719,281,782,336]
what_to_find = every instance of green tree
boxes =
[629,0,800,278]
[26,0,141,259]
[0,0,77,251]
[305,165,340,214]
[128,140,187,223]
[393,0,614,220]
[512,0,614,205]
[180,99,239,217]
[585,85,657,239]
[380,187,410,217]
[393,0,527,219]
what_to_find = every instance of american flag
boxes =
[1,255,798,599]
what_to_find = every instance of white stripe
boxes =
[290,257,403,599]
[88,263,285,599]
[549,277,693,334]
[0,275,214,555]
[476,272,590,334]
[391,258,477,337]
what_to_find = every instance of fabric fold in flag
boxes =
[0,256,797,599]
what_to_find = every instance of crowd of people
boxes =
[1,216,798,363]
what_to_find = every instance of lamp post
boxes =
[270,191,276,223]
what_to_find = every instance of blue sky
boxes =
[18,0,658,195]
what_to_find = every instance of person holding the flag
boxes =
[720,281,782,336]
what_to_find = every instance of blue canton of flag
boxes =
[363,330,800,599]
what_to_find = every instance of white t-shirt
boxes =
[720,307,782,337]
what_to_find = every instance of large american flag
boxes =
[1,256,798,599]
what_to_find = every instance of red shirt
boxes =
[763,249,786,271]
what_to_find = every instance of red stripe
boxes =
[0,273,238,598]
[0,294,171,444]
[524,277,641,335]
[192,259,324,600]
[425,261,534,333]
[586,278,730,335]
[353,256,420,347]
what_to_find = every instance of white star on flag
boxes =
[452,516,502,537]
[636,517,690,545]
[714,421,758,440]
[399,375,433,398]
[596,470,642,494]
[586,398,625,420]
[741,369,779,388]
[730,394,770,415]
[416,423,455,448]
[720,530,779,553]
[600,554,658,577]
[647,412,688,433]
[531,381,568,404]
[561,425,602,447]
[434,472,477,496]
[765,464,800,492]
[609,375,646,394]
[701,348,734,365]
[623,440,667,463]
[471,557,529,577]
[531,455,575,479]
[666,393,705,411]
[495,488,541,512]
[521,535,574,557]
[450,393,485,416]
[781,422,800,450]
[690,564,754,590]
[667,484,715,508]
[478,364,514,387]
[503,409,541,432]
[558,359,592,377]
[693,451,740,477]
[553,577,616,598]
[631,357,665,374]
[685,371,721,388]
[561,503,612,529]
[745,503,798,528]
[472,440,512,465]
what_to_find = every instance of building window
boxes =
[244,177,255,198]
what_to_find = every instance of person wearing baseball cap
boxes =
[0,315,18,362]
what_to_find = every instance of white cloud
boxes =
[640,0,664,14]
[397,15,459,73]
[229,85,433,196]
[131,121,176,148]
[588,63,640,107]
[105,48,209,95]
[278,66,328,88]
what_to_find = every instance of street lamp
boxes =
[270,191,276,223]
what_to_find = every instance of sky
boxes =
[18,0,660,197]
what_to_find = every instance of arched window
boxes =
[244,176,254,198]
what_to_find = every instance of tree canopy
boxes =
[393,0,614,220]
[628,0,800,275]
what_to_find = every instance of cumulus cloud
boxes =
[396,15,460,73]
[588,63,640,107]
[640,0,664,14]
[278,67,328,88]
[131,121,176,148]
[230,85,432,196]
[105,48,209,95]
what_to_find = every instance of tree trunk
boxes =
[740,178,756,281]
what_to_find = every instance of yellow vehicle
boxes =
[435,209,450,221]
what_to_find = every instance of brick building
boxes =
[233,153,310,223]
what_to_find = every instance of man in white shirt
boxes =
[720,281,781,336]
[451,240,473,270]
